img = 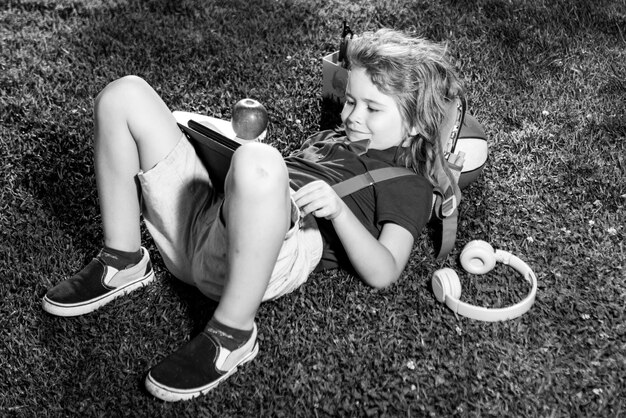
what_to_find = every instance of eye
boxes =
[367,106,380,112]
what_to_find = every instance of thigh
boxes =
[191,194,323,301]
[139,135,222,284]
[95,75,182,171]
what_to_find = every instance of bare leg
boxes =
[42,76,183,317]
[96,76,289,330]
[93,76,182,252]
[143,140,291,402]
[211,142,291,330]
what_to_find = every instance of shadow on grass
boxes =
[319,97,344,131]
[166,279,219,336]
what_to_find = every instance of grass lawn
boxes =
[1,0,625,416]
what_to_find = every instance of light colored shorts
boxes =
[137,134,323,301]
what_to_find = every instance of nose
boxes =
[343,103,364,126]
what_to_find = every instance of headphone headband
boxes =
[432,241,537,321]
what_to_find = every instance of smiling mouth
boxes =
[346,127,369,141]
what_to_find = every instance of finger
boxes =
[293,180,325,200]
[313,208,326,218]
[294,184,326,208]
[300,194,333,217]
[301,199,325,217]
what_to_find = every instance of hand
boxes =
[293,180,344,220]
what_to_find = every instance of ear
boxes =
[402,126,420,147]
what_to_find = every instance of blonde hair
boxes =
[346,28,464,185]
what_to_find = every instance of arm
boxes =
[293,181,414,288]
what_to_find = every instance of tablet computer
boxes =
[177,119,241,192]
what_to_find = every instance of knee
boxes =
[227,142,288,195]
[94,75,150,115]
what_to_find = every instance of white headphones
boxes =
[432,240,537,321]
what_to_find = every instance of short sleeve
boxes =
[375,174,433,239]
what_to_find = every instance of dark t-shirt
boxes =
[285,130,433,271]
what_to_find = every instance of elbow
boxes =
[370,281,392,290]
[364,270,402,289]
[353,245,408,289]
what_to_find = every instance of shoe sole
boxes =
[41,270,155,317]
[144,342,259,402]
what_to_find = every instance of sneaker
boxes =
[145,323,259,402]
[42,247,154,317]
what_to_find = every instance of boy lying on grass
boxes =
[43,29,464,401]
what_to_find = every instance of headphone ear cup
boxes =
[461,240,497,275]
[432,268,462,303]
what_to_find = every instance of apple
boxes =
[231,98,269,141]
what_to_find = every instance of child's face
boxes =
[341,67,412,150]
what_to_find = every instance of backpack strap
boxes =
[332,166,415,198]
[446,96,467,156]
[431,97,466,259]
[432,151,465,259]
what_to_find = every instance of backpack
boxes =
[331,98,488,259]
